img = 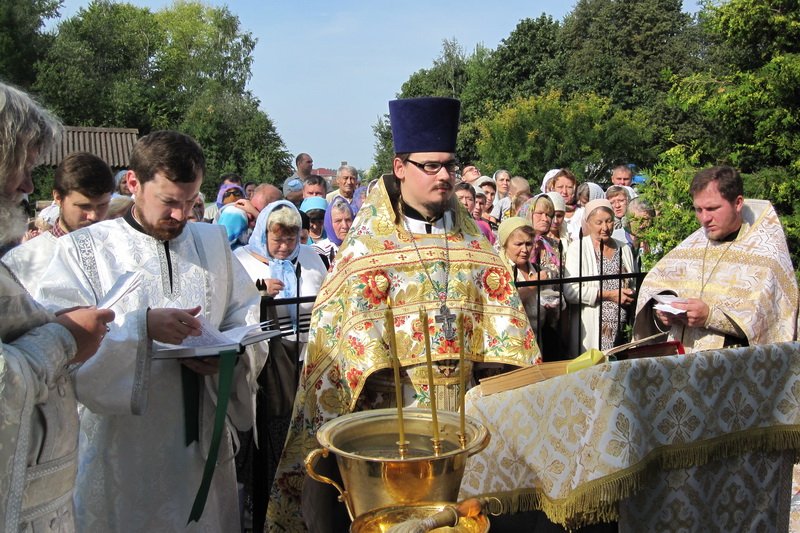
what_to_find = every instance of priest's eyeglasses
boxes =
[405,159,459,175]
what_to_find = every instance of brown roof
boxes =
[43,126,139,168]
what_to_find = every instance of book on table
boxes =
[153,316,280,359]
[479,333,684,395]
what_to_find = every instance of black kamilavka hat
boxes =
[388,97,460,153]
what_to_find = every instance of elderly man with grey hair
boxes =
[325,164,359,204]
[0,81,114,531]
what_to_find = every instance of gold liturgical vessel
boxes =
[305,308,495,532]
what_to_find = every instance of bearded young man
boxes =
[36,130,266,532]
[634,166,797,351]
[267,97,539,532]
[3,151,114,293]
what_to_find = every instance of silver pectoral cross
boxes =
[435,303,457,341]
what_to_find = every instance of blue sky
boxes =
[54,1,700,173]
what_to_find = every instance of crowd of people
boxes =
[1,81,797,533]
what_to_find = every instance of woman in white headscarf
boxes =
[563,199,636,356]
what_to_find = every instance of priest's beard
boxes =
[0,197,28,251]
[141,216,186,242]
[419,196,455,220]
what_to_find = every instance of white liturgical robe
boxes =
[37,216,265,532]
[2,231,58,296]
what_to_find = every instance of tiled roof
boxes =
[43,126,139,168]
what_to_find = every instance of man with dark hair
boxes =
[634,165,798,352]
[268,97,538,532]
[295,152,313,179]
[302,174,327,198]
[220,172,243,186]
[283,152,313,195]
[36,130,266,532]
[4,151,115,293]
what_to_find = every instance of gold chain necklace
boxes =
[401,207,457,341]
[699,237,736,298]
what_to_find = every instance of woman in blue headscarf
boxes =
[234,200,327,327]
[232,200,327,527]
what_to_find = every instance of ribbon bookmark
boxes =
[187,349,238,523]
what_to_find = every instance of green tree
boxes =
[365,115,394,182]
[559,0,696,110]
[483,15,563,105]
[150,1,256,128]
[664,0,800,274]
[670,0,800,173]
[33,0,289,189]
[180,83,292,195]
[0,0,61,87]
[33,1,160,130]
[400,38,469,99]
[475,90,655,183]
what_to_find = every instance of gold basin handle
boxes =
[304,448,354,520]
[467,431,492,458]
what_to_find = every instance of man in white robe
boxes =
[37,131,265,532]
[3,151,115,294]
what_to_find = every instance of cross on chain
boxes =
[435,303,457,341]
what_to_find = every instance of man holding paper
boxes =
[37,131,265,531]
[634,166,797,352]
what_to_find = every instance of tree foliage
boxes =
[483,15,563,105]
[475,91,655,182]
[365,115,394,181]
[374,0,799,274]
[28,0,289,197]
[0,0,61,87]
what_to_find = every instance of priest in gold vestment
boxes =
[267,97,540,532]
[634,166,798,352]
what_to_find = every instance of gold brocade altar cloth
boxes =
[459,342,800,530]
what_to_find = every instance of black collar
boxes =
[400,199,444,224]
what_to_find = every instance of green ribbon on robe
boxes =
[187,350,238,524]
[182,366,201,446]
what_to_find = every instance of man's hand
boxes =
[671,298,710,328]
[147,306,202,345]
[654,308,682,327]
[55,307,116,364]
[232,199,259,219]
[180,357,220,376]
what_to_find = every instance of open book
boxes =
[479,333,682,395]
[153,316,281,359]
